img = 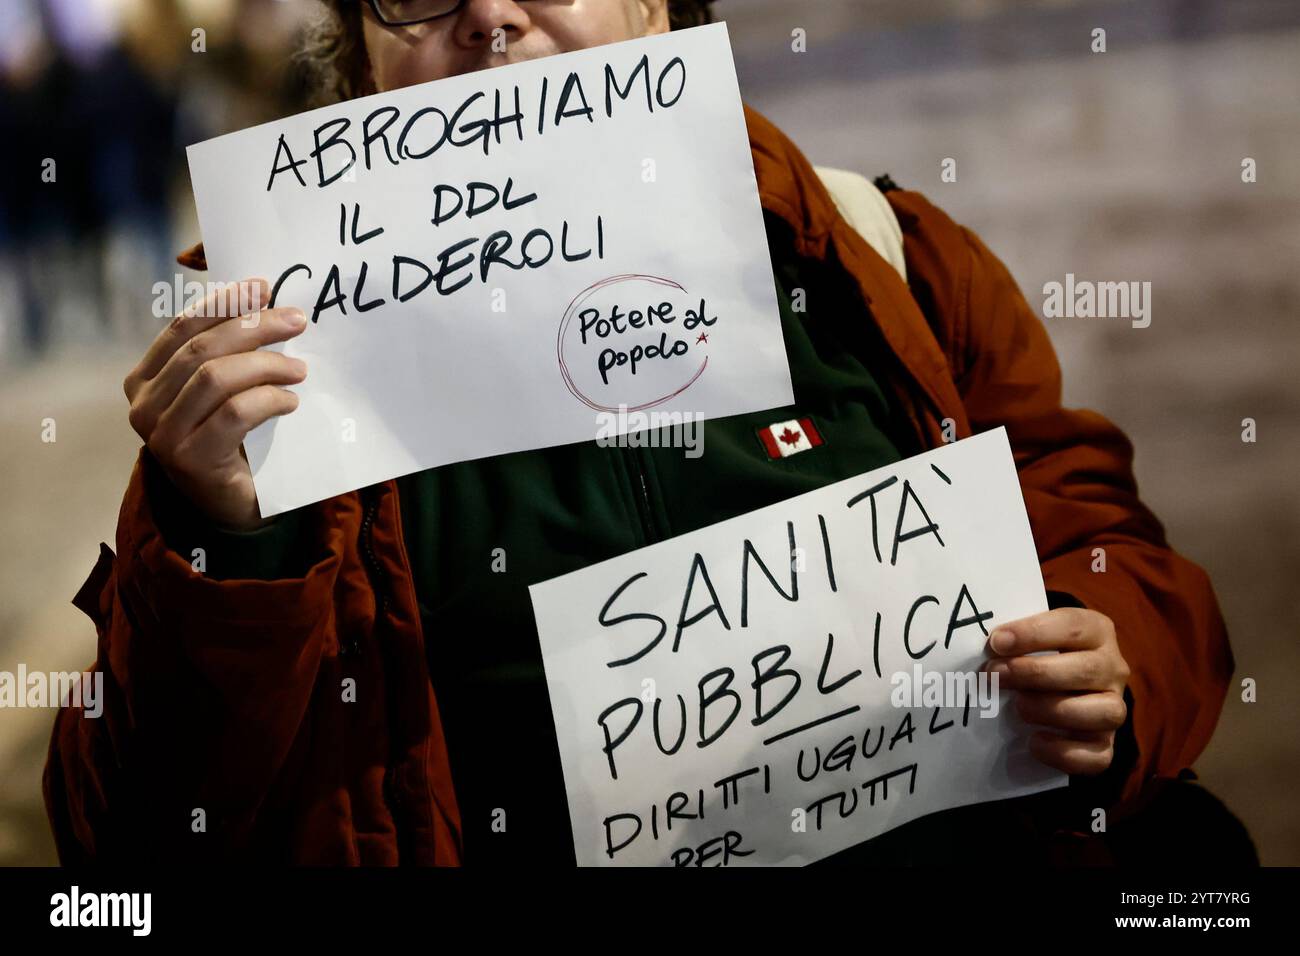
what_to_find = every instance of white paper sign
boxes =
[185,23,792,517]
[529,428,1066,866]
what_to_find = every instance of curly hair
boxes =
[300,0,715,107]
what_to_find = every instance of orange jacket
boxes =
[44,105,1232,865]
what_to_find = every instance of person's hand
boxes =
[983,607,1130,775]
[124,278,307,530]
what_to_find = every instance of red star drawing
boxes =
[778,427,802,446]
[695,332,709,344]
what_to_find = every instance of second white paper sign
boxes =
[529,428,1066,866]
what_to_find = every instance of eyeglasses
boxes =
[363,0,536,28]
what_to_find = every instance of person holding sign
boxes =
[46,0,1245,867]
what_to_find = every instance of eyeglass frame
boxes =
[362,0,537,28]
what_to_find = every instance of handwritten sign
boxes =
[528,428,1066,866]
[185,23,791,517]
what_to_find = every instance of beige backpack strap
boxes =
[813,166,907,282]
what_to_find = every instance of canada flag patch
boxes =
[757,416,825,459]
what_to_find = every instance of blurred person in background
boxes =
[0,0,315,360]
[1,0,177,355]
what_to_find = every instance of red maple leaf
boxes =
[778,427,802,446]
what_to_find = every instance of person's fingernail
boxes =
[990,629,1014,654]
[290,357,307,375]
[285,308,307,327]
[986,661,1010,677]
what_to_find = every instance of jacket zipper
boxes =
[621,445,659,546]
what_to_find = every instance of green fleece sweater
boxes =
[396,210,912,863]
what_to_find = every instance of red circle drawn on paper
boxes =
[556,273,708,413]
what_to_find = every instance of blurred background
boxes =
[1,0,1296,864]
